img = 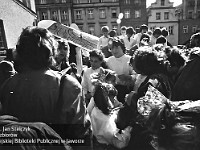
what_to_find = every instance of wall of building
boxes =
[0,0,36,48]
[148,0,179,45]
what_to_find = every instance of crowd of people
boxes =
[0,24,200,150]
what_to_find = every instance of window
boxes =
[99,9,106,19]
[156,12,161,20]
[124,10,130,19]
[192,26,197,33]
[164,12,169,20]
[88,9,94,19]
[135,10,141,18]
[183,26,188,33]
[61,10,68,20]
[62,0,66,3]
[40,0,46,4]
[168,26,173,35]
[41,12,48,20]
[111,8,117,18]
[0,20,7,49]
[75,10,82,20]
[198,10,200,18]
[161,0,165,6]
[52,11,58,21]
[188,10,193,19]
[88,25,95,35]
[124,0,130,4]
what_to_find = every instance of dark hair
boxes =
[93,83,113,115]
[133,48,165,75]
[166,48,185,68]
[156,36,167,44]
[153,28,162,36]
[109,30,117,37]
[126,27,135,35]
[108,37,126,53]
[89,50,104,61]
[15,26,56,70]
[190,32,200,48]
[161,28,169,37]
[101,26,109,32]
[147,103,199,150]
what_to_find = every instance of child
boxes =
[97,26,111,58]
[87,82,131,149]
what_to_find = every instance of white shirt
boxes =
[134,33,142,46]
[87,98,132,148]
[123,35,136,50]
[106,54,133,75]
[81,67,101,95]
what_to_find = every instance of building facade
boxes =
[72,0,120,37]
[0,0,36,50]
[177,0,200,45]
[148,0,178,46]
[119,0,147,30]
[35,0,72,26]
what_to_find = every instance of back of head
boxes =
[101,26,109,33]
[16,26,56,70]
[134,47,164,75]
[147,103,199,150]
[190,32,200,48]
[126,27,135,36]
[109,30,117,37]
[93,83,113,115]
[161,28,169,37]
[156,36,167,45]
[153,28,162,37]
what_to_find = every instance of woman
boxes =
[147,103,200,150]
[87,82,132,149]
[0,26,91,149]
[106,37,136,103]
[115,47,172,150]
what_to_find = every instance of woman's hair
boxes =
[161,28,169,37]
[126,27,135,35]
[133,47,166,75]
[166,48,186,68]
[147,103,200,150]
[15,26,56,70]
[93,83,114,115]
[108,37,126,53]
[89,49,104,61]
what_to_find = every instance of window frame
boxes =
[183,25,188,33]
[75,10,82,20]
[156,12,161,20]
[164,12,169,20]
[99,9,106,19]
[124,9,130,19]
